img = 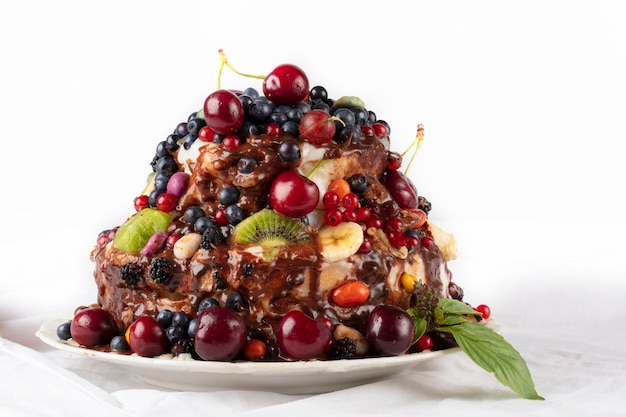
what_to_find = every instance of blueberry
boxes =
[183,206,205,225]
[155,141,170,158]
[333,108,356,127]
[238,94,255,112]
[110,335,130,352]
[153,172,171,192]
[243,87,259,98]
[174,122,188,136]
[219,186,240,206]
[194,216,218,234]
[166,325,185,344]
[270,109,289,125]
[182,134,197,150]
[351,108,368,126]
[237,121,259,140]
[238,156,258,174]
[281,121,299,137]
[335,125,360,143]
[156,309,174,328]
[198,297,219,313]
[186,118,206,136]
[56,321,72,341]
[213,133,224,144]
[165,134,180,152]
[187,318,198,338]
[278,140,301,162]
[348,174,368,194]
[225,204,244,225]
[155,155,178,175]
[226,292,245,312]
[367,110,377,124]
[148,189,163,208]
[172,311,189,329]
[248,100,273,123]
[286,107,303,123]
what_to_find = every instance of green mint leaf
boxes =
[437,322,543,400]
[438,298,481,317]
[407,309,427,343]
[439,314,468,326]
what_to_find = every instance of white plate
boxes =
[37,315,459,394]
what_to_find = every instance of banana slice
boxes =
[427,220,457,261]
[317,222,364,262]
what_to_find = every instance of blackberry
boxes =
[201,223,225,249]
[417,196,432,215]
[120,262,144,286]
[242,263,255,277]
[171,339,195,357]
[150,257,172,283]
[328,337,357,359]
[212,271,226,290]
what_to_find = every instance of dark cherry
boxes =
[276,310,331,360]
[194,306,247,361]
[384,169,419,209]
[70,308,118,347]
[366,305,415,356]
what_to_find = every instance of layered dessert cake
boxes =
[54,51,541,400]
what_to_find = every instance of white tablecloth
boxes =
[2,0,626,415]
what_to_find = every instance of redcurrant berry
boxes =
[134,195,149,212]
[156,193,177,212]
[342,193,359,210]
[324,208,343,226]
[322,191,339,209]
[474,304,491,320]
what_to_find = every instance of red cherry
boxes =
[70,308,118,347]
[277,310,331,360]
[269,171,320,218]
[263,64,309,105]
[203,89,244,135]
[298,109,336,144]
[127,316,170,357]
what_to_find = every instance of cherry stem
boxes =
[218,49,265,90]
[401,124,424,175]
[306,158,327,179]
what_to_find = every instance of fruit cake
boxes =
[55,52,544,400]
[60,53,466,362]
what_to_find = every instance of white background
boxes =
[1,1,625,416]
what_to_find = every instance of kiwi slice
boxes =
[113,208,172,253]
[231,209,310,258]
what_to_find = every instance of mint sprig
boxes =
[408,298,544,400]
